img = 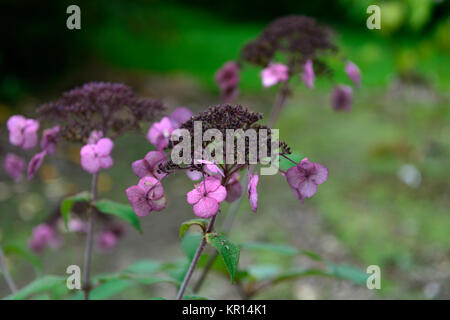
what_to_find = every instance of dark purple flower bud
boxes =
[40,125,60,155]
[27,150,48,180]
[225,173,243,203]
[132,151,167,180]
[4,153,26,181]
[215,61,240,102]
[331,85,353,111]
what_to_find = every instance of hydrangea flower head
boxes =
[187,177,227,218]
[80,137,114,174]
[126,176,167,217]
[7,115,39,149]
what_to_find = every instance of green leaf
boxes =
[89,279,134,300]
[123,259,164,275]
[240,242,299,255]
[94,199,142,233]
[60,191,91,229]
[179,219,208,239]
[206,233,240,283]
[326,263,369,285]
[279,152,303,171]
[181,233,202,261]
[5,275,66,300]
[3,244,41,271]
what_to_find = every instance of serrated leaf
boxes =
[279,152,303,171]
[179,219,208,239]
[206,233,240,283]
[60,192,91,229]
[5,275,66,300]
[94,199,142,233]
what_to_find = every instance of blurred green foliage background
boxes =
[0,0,449,299]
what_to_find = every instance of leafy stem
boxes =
[176,215,217,300]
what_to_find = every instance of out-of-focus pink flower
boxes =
[247,171,259,212]
[68,218,88,233]
[215,61,240,102]
[225,172,242,203]
[301,59,315,89]
[96,231,118,252]
[168,107,193,128]
[331,85,353,111]
[187,177,227,218]
[147,117,173,150]
[126,176,167,217]
[80,137,114,174]
[261,63,289,87]
[28,223,61,254]
[345,61,361,88]
[132,151,167,180]
[87,130,104,144]
[40,125,60,155]
[7,115,39,150]
[27,150,47,180]
[4,153,25,181]
[285,158,328,202]
[186,169,203,181]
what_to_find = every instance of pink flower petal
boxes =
[96,138,114,156]
[298,180,318,198]
[311,163,328,185]
[187,188,202,205]
[126,185,151,217]
[193,197,219,218]
[207,185,227,203]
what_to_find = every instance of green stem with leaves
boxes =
[82,173,99,300]
[0,246,17,294]
[192,82,290,294]
[176,215,216,300]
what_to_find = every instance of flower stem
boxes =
[176,215,216,300]
[82,173,99,300]
[0,247,17,294]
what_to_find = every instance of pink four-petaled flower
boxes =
[187,177,227,218]
[7,115,39,150]
[132,150,167,180]
[147,117,173,150]
[285,158,328,202]
[80,137,114,174]
[126,176,167,217]
[4,153,26,181]
[345,61,361,88]
[261,63,289,87]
